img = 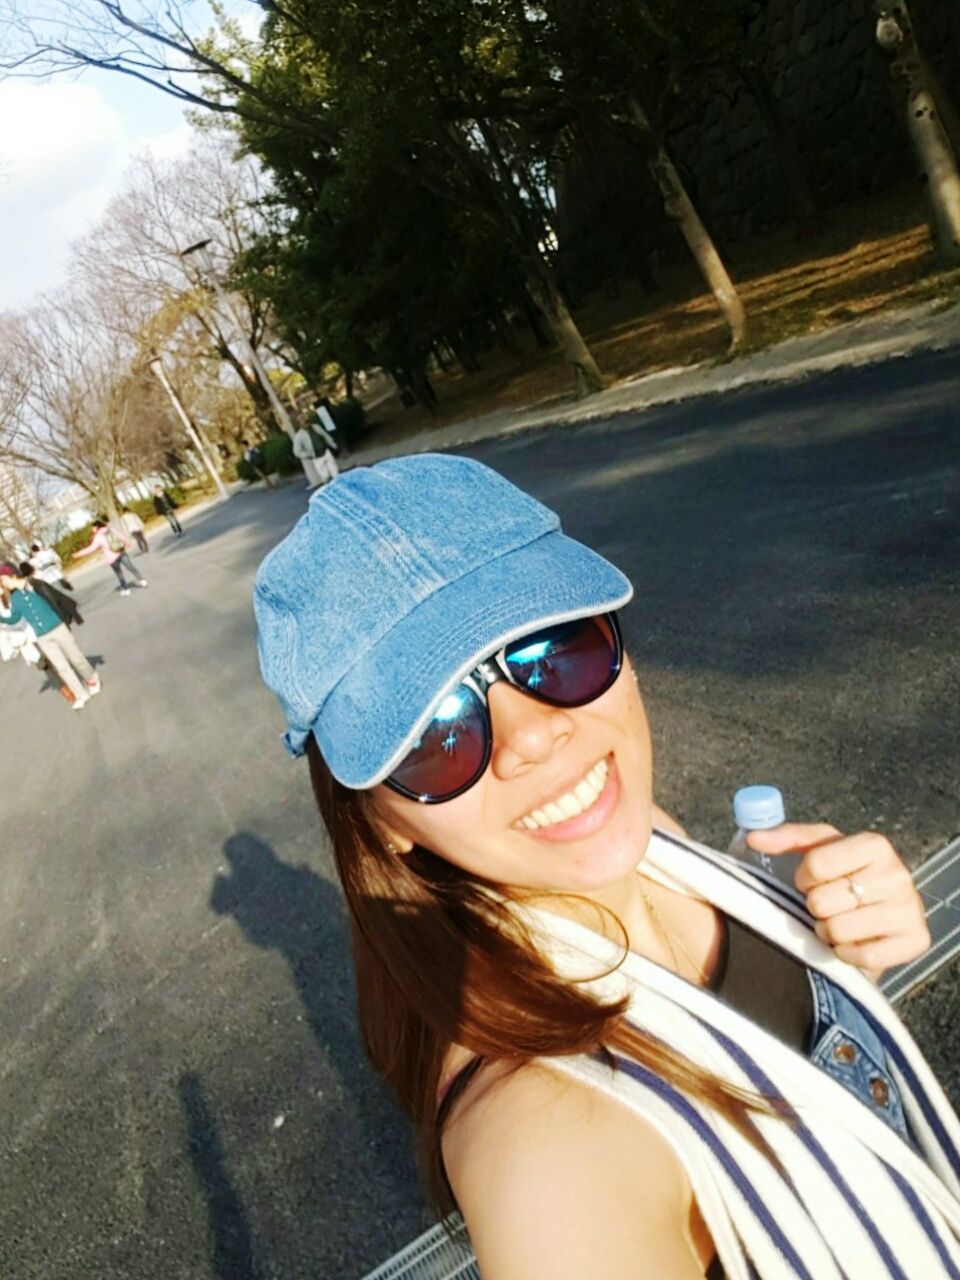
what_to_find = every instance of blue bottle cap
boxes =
[733,785,785,830]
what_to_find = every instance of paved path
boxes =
[2,348,959,1278]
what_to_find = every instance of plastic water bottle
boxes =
[727,785,801,889]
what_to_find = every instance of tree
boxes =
[874,0,960,264]
[70,135,292,431]
[0,290,178,516]
[3,0,609,396]
[511,0,747,350]
[0,461,45,555]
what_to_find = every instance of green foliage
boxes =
[325,398,367,447]
[120,497,160,524]
[205,0,762,387]
[56,488,189,562]
[55,524,97,563]
[235,432,297,481]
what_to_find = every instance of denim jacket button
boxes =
[870,1077,890,1107]
[833,1041,858,1064]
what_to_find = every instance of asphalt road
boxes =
[2,347,959,1279]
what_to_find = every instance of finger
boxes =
[813,901,921,948]
[806,874,871,920]
[830,928,932,972]
[795,832,901,894]
[805,864,915,920]
[746,823,842,856]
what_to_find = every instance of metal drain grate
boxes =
[361,1217,479,1280]
[361,1216,479,1280]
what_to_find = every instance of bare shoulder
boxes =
[443,1060,705,1279]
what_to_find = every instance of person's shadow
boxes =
[36,653,104,696]
[209,833,419,1183]
[180,1073,280,1280]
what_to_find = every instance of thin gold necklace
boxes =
[640,887,710,985]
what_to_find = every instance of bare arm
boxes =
[444,1063,706,1279]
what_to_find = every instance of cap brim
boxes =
[313,530,633,788]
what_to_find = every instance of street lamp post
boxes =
[179,238,297,440]
[148,355,229,501]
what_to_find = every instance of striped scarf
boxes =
[519,830,960,1280]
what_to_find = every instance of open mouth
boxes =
[516,758,610,830]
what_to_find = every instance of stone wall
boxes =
[557,0,960,286]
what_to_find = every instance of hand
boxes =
[747,823,930,977]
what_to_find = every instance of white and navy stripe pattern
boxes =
[518,831,960,1280]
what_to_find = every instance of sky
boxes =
[0,2,259,312]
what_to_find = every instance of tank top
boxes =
[706,916,812,1279]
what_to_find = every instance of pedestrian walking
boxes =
[0,563,100,709]
[153,485,183,534]
[292,423,323,489]
[294,419,339,489]
[17,562,84,627]
[241,440,276,490]
[29,541,73,591]
[313,399,340,455]
[120,506,149,553]
[74,520,148,596]
[254,454,960,1280]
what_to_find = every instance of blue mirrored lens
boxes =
[388,683,488,799]
[504,615,618,705]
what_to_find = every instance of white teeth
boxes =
[518,759,609,830]
[557,793,582,818]
[574,780,596,807]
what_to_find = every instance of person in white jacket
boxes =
[293,424,339,491]
[29,542,73,591]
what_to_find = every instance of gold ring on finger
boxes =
[847,876,866,906]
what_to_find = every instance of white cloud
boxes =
[0,79,195,311]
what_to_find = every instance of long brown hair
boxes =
[307,737,766,1211]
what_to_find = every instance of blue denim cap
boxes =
[253,453,633,788]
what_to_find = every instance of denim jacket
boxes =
[807,969,911,1141]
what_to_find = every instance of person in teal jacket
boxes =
[0,563,100,710]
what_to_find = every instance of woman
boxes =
[254,455,960,1279]
[74,519,148,596]
[18,561,84,628]
[0,562,100,708]
[119,506,149,554]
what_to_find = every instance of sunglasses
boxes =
[384,613,623,804]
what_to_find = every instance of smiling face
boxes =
[370,655,654,896]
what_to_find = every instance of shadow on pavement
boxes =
[158,485,306,560]
[34,653,105,697]
[209,832,413,1152]
[180,1072,278,1280]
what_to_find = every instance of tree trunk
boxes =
[739,62,821,234]
[916,51,960,164]
[627,97,747,352]
[517,289,554,348]
[874,1,960,265]
[473,120,603,396]
[408,361,439,415]
[526,267,605,399]
[490,309,522,358]
[449,331,483,374]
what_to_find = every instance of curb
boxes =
[349,298,960,466]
